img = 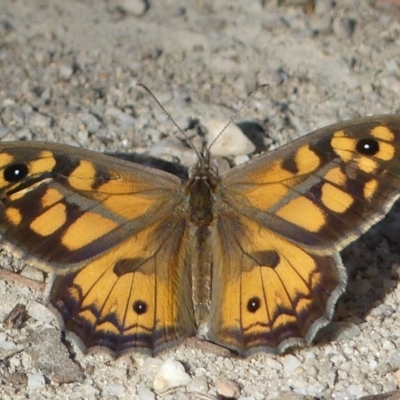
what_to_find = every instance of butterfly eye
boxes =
[356,138,379,156]
[3,163,29,182]
[247,297,261,313]
[133,300,148,315]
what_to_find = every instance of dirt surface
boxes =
[1,0,400,399]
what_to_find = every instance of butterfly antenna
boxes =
[137,83,202,160]
[207,83,270,151]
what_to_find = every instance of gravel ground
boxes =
[1,0,400,399]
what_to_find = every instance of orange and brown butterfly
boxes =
[0,114,399,357]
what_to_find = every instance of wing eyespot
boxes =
[3,163,29,182]
[133,300,148,315]
[247,297,261,313]
[356,138,379,156]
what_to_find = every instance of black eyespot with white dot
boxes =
[133,300,148,315]
[356,138,379,156]
[3,163,29,182]
[247,297,261,313]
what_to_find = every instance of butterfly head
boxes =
[189,149,219,183]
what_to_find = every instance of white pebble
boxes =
[205,119,256,156]
[224,358,235,370]
[282,354,303,374]
[390,353,400,370]
[234,154,250,165]
[58,63,74,79]
[27,301,55,324]
[347,384,365,397]
[142,358,163,377]
[0,339,16,351]
[265,357,283,370]
[108,366,127,379]
[104,384,125,396]
[138,383,155,400]
[153,359,191,392]
[27,372,45,390]
[332,391,356,400]
[78,111,101,133]
[29,112,52,128]
[105,107,135,127]
[369,304,395,318]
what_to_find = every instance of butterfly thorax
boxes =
[187,154,220,227]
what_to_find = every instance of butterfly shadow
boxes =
[108,152,189,179]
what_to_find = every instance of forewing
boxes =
[221,115,400,251]
[0,141,182,270]
[0,141,196,354]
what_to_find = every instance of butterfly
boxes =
[0,114,399,357]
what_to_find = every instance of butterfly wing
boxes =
[208,115,400,354]
[2,115,399,356]
[0,142,195,354]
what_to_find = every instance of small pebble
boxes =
[205,119,256,156]
[29,112,53,128]
[282,354,303,375]
[0,339,17,351]
[332,17,356,38]
[27,372,46,390]
[393,369,400,386]
[328,322,362,341]
[224,358,235,370]
[142,358,163,377]
[153,359,191,392]
[215,379,240,398]
[390,354,400,370]
[118,0,149,16]
[186,376,208,393]
[108,366,127,379]
[138,383,155,400]
[78,111,102,133]
[234,154,250,165]
[265,357,283,371]
[58,63,74,79]
[20,265,45,282]
[368,304,395,319]
[347,384,365,397]
[104,107,136,127]
[27,301,54,324]
[104,384,125,396]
